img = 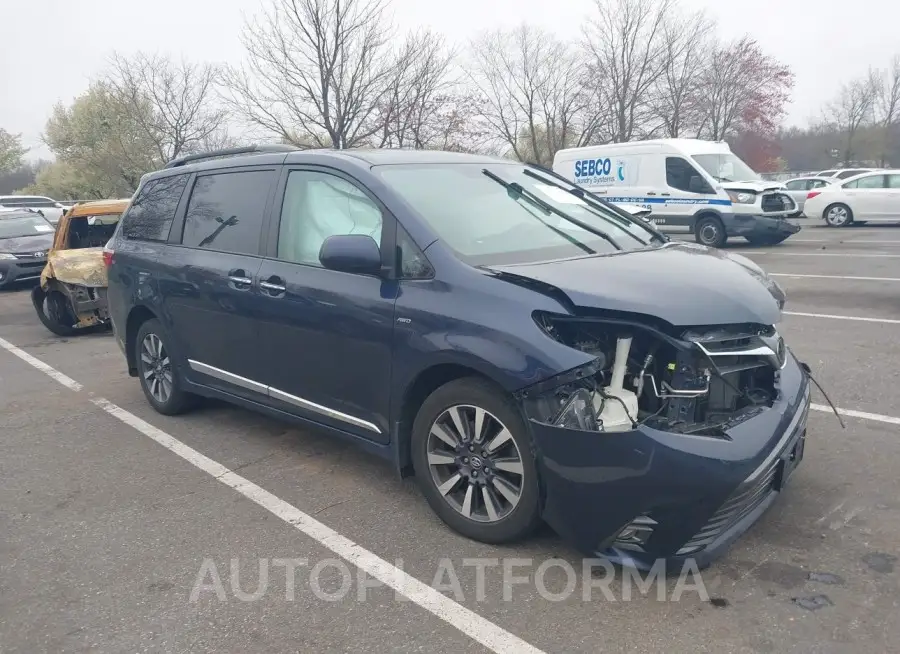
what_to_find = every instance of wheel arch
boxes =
[394,363,505,478]
[124,305,158,376]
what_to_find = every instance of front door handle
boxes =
[260,275,286,297]
[227,269,253,290]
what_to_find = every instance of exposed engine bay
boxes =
[523,313,786,437]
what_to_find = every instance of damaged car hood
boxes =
[487,242,784,327]
[40,247,108,288]
[0,233,54,254]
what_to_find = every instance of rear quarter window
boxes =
[121,174,190,241]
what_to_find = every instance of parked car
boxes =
[804,170,900,227]
[0,195,66,225]
[31,199,130,334]
[0,210,56,289]
[814,168,879,180]
[552,138,800,248]
[106,145,810,569]
[782,176,837,215]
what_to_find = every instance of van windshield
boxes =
[692,153,760,183]
[377,162,657,266]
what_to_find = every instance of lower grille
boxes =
[676,459,780,555]
[761,192,794,213]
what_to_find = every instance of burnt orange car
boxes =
[32,198,130,335]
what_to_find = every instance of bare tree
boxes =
[468,25,594,166]
[697,36,793,141]
[649,10,713,137]
[582,0,673,143]
[824,73,879,164]
[223,0,400,149]
[107,52,227,163]
[874,55,900,165]
[375,30,459,149]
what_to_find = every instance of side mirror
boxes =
[689,176,708,193]
[319,234,382,275]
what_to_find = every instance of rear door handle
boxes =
[227,268,253,290]
[660,193,671,197]
[646,191,657,196]
[260,275,286,297]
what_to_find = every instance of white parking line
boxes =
[746,252,900,258]
[771,273,900,282]
[784,311,900,325]
[0,336,546,654]
[0,337,83,391]
[810,404,900,426]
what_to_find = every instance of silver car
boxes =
[782,177,837,215]
[0,195,66,225]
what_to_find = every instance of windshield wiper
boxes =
[478,172,594,254]
[522,167,667,245]
[482,169,623,251]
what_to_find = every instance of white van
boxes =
[552,139,800,247]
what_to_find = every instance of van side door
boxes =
[253,166,398,443]
[157,165,278,401]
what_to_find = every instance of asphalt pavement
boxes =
[2,223,899,653]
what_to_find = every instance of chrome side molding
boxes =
[187,359,381,435]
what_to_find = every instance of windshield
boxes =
[0,213,54,240]
[377,163,655,265]
[691,153,760,183]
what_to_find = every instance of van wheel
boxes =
[411,378,541,544]
[135,318,195,415]
[824,203,852,227]
[695,216,727,248]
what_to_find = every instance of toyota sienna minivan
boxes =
[106,145,810,568]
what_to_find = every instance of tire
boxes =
[744,234,789,246]
[32,286,78,336]
[824,203,853,227]
[134,318,195,415]
[411,378,541,544]
[694,215,727,248]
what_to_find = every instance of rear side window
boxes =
[844,175,885,189]
[784,180,805,190]
[122,174,189,241]
[886,174,900,189]
[181,170,274,255]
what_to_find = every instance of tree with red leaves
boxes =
[697,36,793,170]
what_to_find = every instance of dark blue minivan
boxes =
[106,146,810,568]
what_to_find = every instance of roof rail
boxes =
[163,144,299,169]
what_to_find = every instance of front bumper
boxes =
[726,214,800,238]
[527,352,810,570]
[0,259,46,286]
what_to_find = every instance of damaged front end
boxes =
[518,311,810,569]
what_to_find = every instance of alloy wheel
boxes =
[140,333,173,404]
[826,205,849,226]
[426,405,525,523]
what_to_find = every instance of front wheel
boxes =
[745,234,789,246]
[411,378,541,544]
[824,203,853,227]
[694,216,727,248]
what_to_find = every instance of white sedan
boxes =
[803,170,900,227]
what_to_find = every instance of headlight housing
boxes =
[0,253,16,260]
[726,190,757,204]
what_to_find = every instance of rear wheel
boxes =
[135,318,194,415]
[695,216,727,248]
[411,378,541,544]
[824,203,853,227]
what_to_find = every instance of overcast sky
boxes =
[2,0,896,158]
